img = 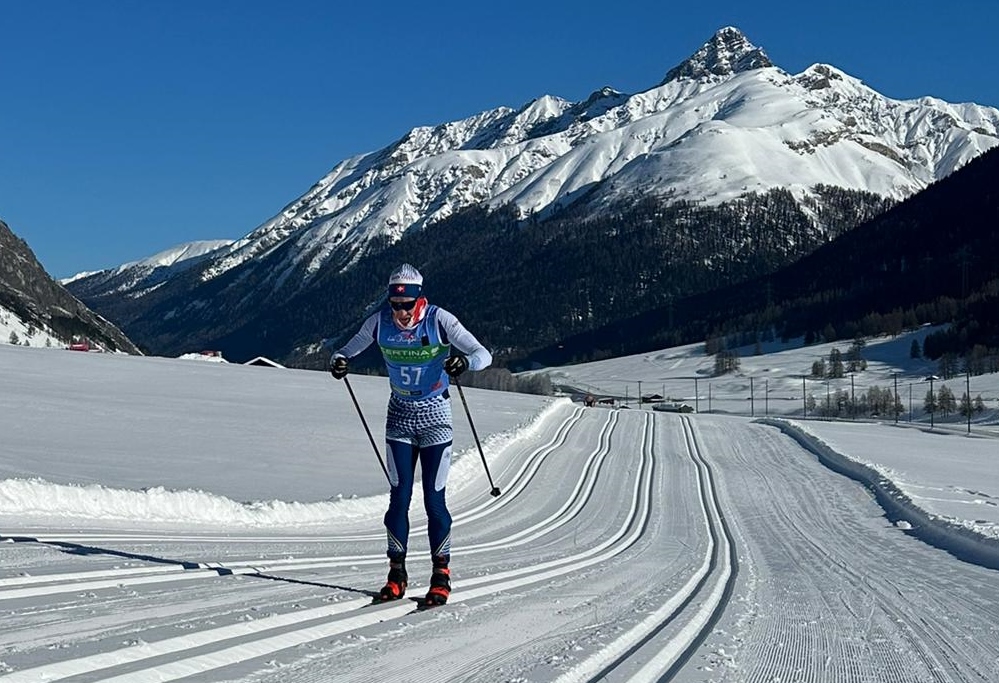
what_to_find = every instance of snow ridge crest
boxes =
[663,26,773,83]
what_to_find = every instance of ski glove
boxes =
[330,355,349,380]
[444,355,469,378]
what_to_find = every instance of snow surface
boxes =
[1,331,998,681]
[540,326,999,541]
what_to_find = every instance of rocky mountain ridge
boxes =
[0,219,140,353]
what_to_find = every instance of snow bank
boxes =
[0,398,570,529]
[0,478,383,527]
[760,418,999,571]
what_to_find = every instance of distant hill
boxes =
[0,219,140,353]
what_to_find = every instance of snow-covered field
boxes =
[1,331,998,682]
[539,327,999,543]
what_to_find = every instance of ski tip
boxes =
[370,592,405,605]
[416,599,446,611]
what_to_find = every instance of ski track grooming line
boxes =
[0,407,586,549]
[554,414,740,683]
[448,405,587,525]
[0,409,590,603]
[0,412,656,683]
[461,409,620,552]
[740,440,979,681]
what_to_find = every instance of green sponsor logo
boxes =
[380,343,448,363]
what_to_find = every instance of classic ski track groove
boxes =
[0,408,588,601]
[0,407,667,682]
[552,414,738,683]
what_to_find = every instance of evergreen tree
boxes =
[959,392,973,418]
[828,348,845,378]
[937,385,956,415]
[811,359,827,378]
[847,339,867,373]
[713,350,740,376]
[923,389,937,416]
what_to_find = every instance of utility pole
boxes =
[750,376,755,417]
[694,377,699,414]
[926,375,938,429]
[893,373,899,425]
[802,376,807,418]
[850,373,855,420]
[966,371,972,435]
[765,378,769,416]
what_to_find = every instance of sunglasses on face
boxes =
[389,299,417,311]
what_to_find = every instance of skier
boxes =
[330,263,492,606]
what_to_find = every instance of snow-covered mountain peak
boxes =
[63,239,235,301]
[118,240,233,274]
[663,26,774,83]
[797,63,853,90]
[61,240,232,286]
[68,25,999,317]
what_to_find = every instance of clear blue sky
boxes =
[2,0,997,278]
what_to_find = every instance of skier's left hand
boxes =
[330,355,349,380]
[444,355,468,378]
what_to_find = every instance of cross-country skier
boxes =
[329,263,492,606]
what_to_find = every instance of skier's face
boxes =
[390,297,417,328]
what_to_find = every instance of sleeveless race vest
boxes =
[377,305,451,400]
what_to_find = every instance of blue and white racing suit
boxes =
[335,304,491,560]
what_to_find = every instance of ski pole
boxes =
[452,377,501,497]
[342,376,391,483]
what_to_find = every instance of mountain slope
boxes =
[0,219,140,353]
[176,26,998,291]
[67,27,999,363]
[527,145,999,366]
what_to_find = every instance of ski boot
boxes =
[424,555,451,606]
[378,556,408,601]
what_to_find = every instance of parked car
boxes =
[652,402,694,413]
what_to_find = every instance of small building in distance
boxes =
[244,356,285,369]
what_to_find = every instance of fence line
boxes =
[567,372,999,437]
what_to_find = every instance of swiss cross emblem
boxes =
[393,285,406,293]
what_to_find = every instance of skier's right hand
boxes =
[330,355,349,380]
[444,354,469,378]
